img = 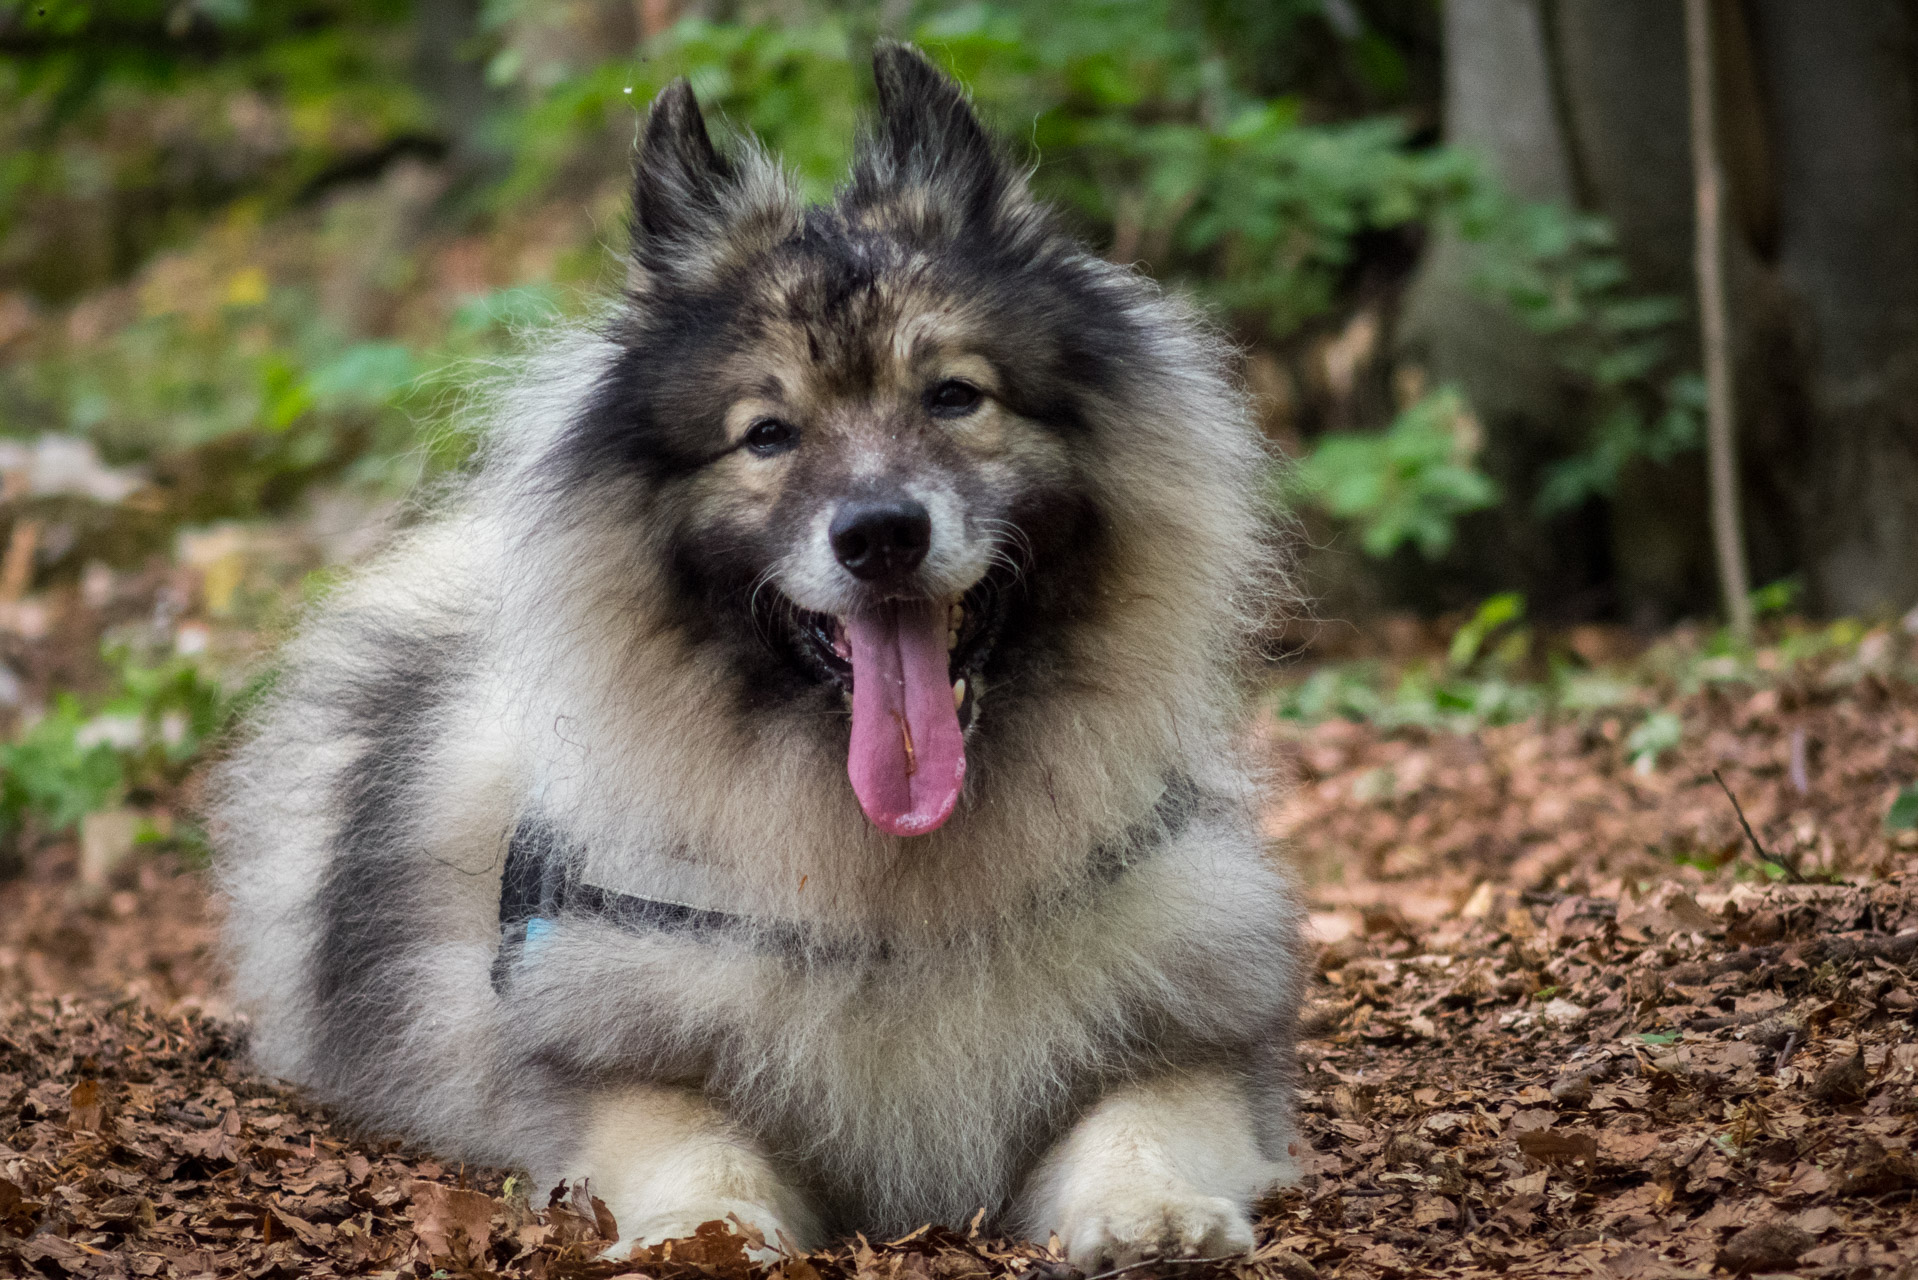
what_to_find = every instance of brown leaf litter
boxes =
[3,664,1916,1278]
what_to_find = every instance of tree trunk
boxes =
[1397,0,1574,428]
[415,0,509,181]
[1554,0,1693,291]
[1394,0,1612,616]
[1552,0,1715,623]
[1399,0,1918,622]
[1748,0,1918,617]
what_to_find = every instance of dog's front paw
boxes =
[607,1201,793,1266]
[1058,1189,1254,1270]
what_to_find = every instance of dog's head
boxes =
[545,45,1252,838]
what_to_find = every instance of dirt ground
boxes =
[3,661,1916,1279]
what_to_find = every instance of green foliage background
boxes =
[0,0,1699,564]
[0,0,1732,847]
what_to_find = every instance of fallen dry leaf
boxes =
[1716,1221,1813,1274]
[410,1180,497,1269]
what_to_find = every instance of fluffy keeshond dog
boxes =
[215,43,1305,1266]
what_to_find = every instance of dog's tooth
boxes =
[952,678,966,710]
[947,629,959,651]
[949,602,964,630]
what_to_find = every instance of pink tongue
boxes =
[845,600,966,836]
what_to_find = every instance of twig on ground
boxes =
[1712,769,1806,883]
[1775,1030,1800,1073]
[1075,1253,1240,1280]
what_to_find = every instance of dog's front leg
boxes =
[1016,1071,1291,1269]
[558,1084,817,1262]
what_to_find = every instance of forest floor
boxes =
[3,620,1917,1279]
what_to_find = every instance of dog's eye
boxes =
[744,418,797,455]
[926,379,983,418]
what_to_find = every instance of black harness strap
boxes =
[491,818,750,991]
[497,818,568,931]
[491,772,1211,991]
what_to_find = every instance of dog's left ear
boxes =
[856,42,1023,228]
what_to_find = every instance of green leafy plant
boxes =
[924,2,1474,334]
[1275,605,1915,739]
[1465,198,1703,514]
[1625,709,1683,775]
[1286,188,1703,569]
[1750,577,1802,619]
[0,0,431,302]
[1292,386,1499,559]
[498,16,867,206]
[1888,785,1918,833]
[0,696,126,839]
[0,644,232,850]
[1447,591,1528,670]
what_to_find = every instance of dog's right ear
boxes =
[630,80,799,290]
[630,80,737,277]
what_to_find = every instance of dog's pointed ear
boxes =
[859,41,1018,225]
[630,80,738,276]
[629,79,798,290]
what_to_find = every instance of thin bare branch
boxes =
[1076,1253,1242,1280]
[1713,767,1804,883]
[1685,0,1754,642]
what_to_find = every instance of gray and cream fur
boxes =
[214,44,1305,1265]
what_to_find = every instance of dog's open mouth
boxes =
[791,580,999,718]
[784,580,1002,838]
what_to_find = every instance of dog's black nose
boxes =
[831,498,932,582]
